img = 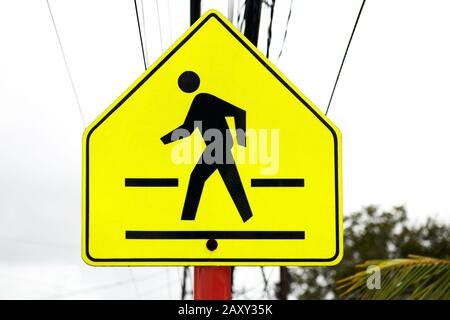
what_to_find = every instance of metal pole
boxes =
[276,266,290,300]
[190,0,201,25]
[194,266,231,300]
[243,0,263,46]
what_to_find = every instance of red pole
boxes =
[194,267,231,300]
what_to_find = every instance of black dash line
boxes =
[126,231,305,240]
[125,178,178,187]
[251,179,304,187]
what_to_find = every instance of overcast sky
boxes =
[0,0,449,299]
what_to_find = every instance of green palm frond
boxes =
[336,255,450,300]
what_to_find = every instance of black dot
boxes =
[178,71,200,93]
[206,239,218,251]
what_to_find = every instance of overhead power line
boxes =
[46,0,86,127]
[128,267,142,299]
[133,0,147,69]
[49,271,164,299]
[140,0,149,64]
[325,0,366,116]
[166,0,173,43]
[237,0,246,32]
[155,0,164,53]
[260,266,270,298]
[277,0,293,60]
[266,0,276,58]
[228,0,235,22]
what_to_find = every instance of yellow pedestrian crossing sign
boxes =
[82,10,343,266]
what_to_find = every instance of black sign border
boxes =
[84,12,341,264]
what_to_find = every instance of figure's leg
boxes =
[182,161,216,220]
[218,163,253,222]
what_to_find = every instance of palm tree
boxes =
[337,255,450,300]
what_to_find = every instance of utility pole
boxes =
[181,266,188,300]
[190,0,201,25]
[276,266,291,300]
[243,0,263,46]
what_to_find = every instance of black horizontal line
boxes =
[251,179,305,187]
[125,178,178,187]
[126,231,305,240]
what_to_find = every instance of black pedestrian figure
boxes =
[161,71,253,222]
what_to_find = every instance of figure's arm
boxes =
[160,109,196,145]
[233,108,246,147]
[219,98,246,147]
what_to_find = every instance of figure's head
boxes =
[178,71,200,93]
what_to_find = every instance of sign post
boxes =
[194,267,231,300]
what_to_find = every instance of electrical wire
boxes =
[0,235,77,250]
[166,0,173,43]
[237,0,247,32]
[140,0,149,65]
[128,267,142,299]
[133,0,147,69]
[188,266,193,298]
[260,267,270,298]
[266,0,275,58]
[46,0,86,128]
[228,0,235,22]
[166,267,172,299]
[176,267,183,298]
[155,0,164,53]
[49,272,164,299]
[277,0,293,60]
[139,278,180,298]
[325,0,366,116]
